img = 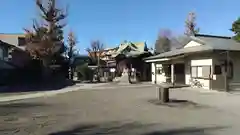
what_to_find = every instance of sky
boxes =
[0,0,240,54]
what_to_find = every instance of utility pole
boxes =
[219,51,230,91]
[97,49,100,82]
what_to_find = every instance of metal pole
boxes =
[225,51,229,92]
[219,50,230,91]
[106,61,109,81]
[97,50,100,68]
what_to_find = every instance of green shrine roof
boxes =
[111,42,148,57]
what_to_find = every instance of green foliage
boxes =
[154,35,171,54]
[230,17,240,42]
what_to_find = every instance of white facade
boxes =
[151,58,212,89]
[148,36,240,91]
[184,41,202,48]
[151,63,167,84]
[151,63,155,84]
[150,40,213,90]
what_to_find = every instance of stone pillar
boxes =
[157,86,169,103]
[171,64,175,84]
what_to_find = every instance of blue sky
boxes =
[0,0,239,54]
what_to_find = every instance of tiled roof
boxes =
[145,34,240,60]
[0,34,26,50]
[132,42,145,52]
[0,33,25,37]
[112,41,148,57]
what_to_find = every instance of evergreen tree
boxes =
[230,17,240,42]
[154,29,171,54]
[185,12,200,36]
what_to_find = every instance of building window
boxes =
[202,66,211,78]
[214,65,222,75]
[156,67,163,74]
[191,66,211,79]
[191,66,197,77]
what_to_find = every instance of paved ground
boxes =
[0,84,240,135]
[0,83,109,102]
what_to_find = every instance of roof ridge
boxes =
[195,34,231,39]
[189,36,206,45]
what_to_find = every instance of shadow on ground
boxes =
[0,79,75,93]
[0,102,49,116]
[142,126,226,135]
[148,99,208,109]
[49,121,226,135]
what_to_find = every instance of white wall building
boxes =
[145,34,240,91]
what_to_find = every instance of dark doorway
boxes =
[174,63,185,84]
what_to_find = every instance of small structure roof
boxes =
[145,34,240,60]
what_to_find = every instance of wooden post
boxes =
[157,87,161,100]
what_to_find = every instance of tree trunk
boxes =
[68,47,74,80]
[42,58,52,81]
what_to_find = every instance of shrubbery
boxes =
[75,64,94,81]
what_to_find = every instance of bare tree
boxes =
[86,40,104,81]
[86,40,104,64]
[184,12,200,36]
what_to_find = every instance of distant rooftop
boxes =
[0,33,26,50]
[0,33,25,37]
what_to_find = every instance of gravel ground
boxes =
[0,91,37,97]
[0,85,240,135]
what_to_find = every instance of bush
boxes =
[75,64,94,81]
